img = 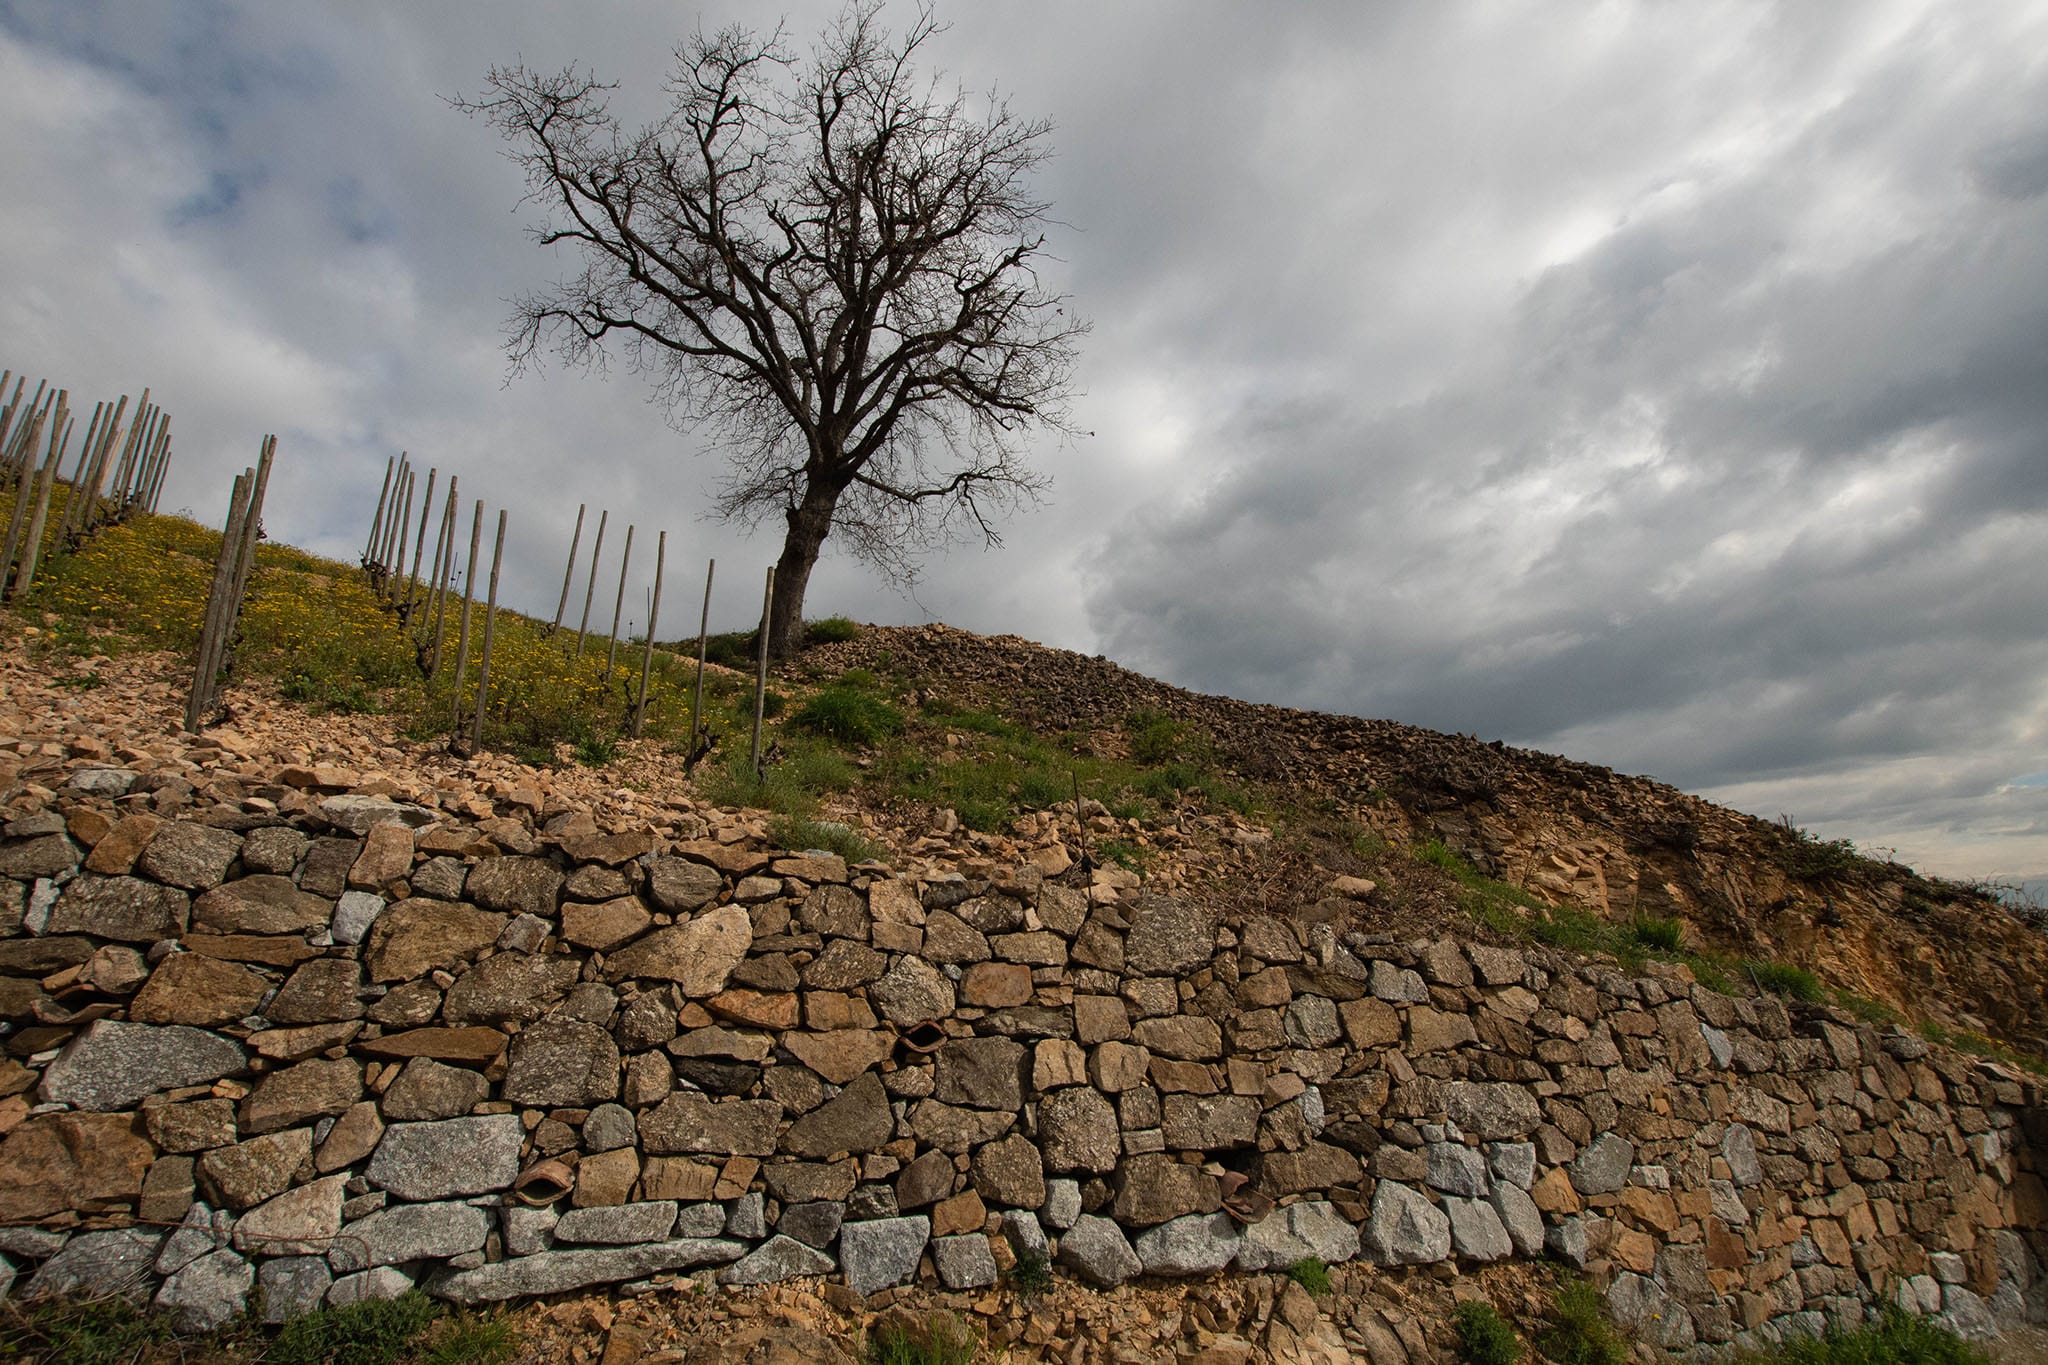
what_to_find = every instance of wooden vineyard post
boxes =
[426,476,458,674]
[186,469,254,731]
[365,454,395,566]
[378,456,410,585]
[403,467,437,618]
[74,394,125,533]
[55,402,105,543]
[632,531,667,738]
[751,565,775,776]
[471,509,508,750]
[604,524,635,682]
[552,503,585,636]
[215,436,277,683]
[449,499,483,726]
[10,400,70,598]
[388,464,415,601]
[422,474,452,651]
[689,558,715,750]
[0,404,52,592]
[574,510,608,659]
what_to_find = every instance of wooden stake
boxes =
[0,406,49,588]
[450,499,484,726]
[552,503,586,636]
[604,524,635,682]
[365,454,396,565]
[472,508,508,749]
[427,475,459,674]
[690,558,715,748]
[6,411,64,598]
[78,394,126,529]
[751,566,775,775]
[574,509,608,659]
[633,530,667,738]
[404,466,437,617]
[186,469,253,731]
[388,466,415,600]
[379,456,410,579]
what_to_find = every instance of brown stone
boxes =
[265,958,365,1025]
[575,1146,641,1206]
[707,989,800,1030]
[960,961,1035,1008]
[1033,1039,1089,1090]
[198,1127,315,1209]
[355,1027,508,1064]
[782,1029,894,1086]
[1406,1006,1479,1052]
[140,1154,197,1223]
[931,1190,986,1236]
[349,823,415,890]
[1132,1015,1223,1060]
[246,1021,363,1063]
[562,828,657,867]
[128,954,270,1027]
[46,874,190,942]
[640,1156,719,1201]
[1073,995,1131,1045]
[1149,1057,1217,1095]
[240,1058,363,1135]
[1339,998,1400,1049]
[1090,1042,1151,1093]
[1238,966,1293,1008]
[970,1134,1047,1209]
[1112,1153,1222,1227]
[561,897,653,952]
[0,1111,154,1218]
[184,934,324,968]
[603,906,752,994]
[315,1101,384,1173]
[144,1098,239,1154]
[782,1073,893,1158]
[1531,1167,1582,1215]
[441,952,581,1027]
[362,902,507,981]
[1162,1094,1260,1149]
[671,840,771,878]
[1612,1227,1658,1274]
[83,813,161,874]
[192,875,332,935]
[638,1095,781,1156]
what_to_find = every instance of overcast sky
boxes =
[3,1,2044,894]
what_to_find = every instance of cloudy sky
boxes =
[3,1,2044,893]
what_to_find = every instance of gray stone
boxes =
[1236,1201,1361,1271]
[1161,1094,1260,1150]
[1039,1088,1121,1173]
[1444,1082,1542,1140]
[27,1228,165,1302]
[780,1201,845,1249]
[1369,959,1429,1003]
[602,906,751,994]
[0,833,79,879]
[638,1095,781,1156]
[934,1037,1028,1111]
[380,1057,490,1122]
[1490,1182,1544,1256]
[1121,896,1218,976]
[200,1129,315,1210]
[502,1018,620,1106]
[39,1020,245,1112]
[1608,1273,1696,1351]
[411,857,471,901]
[137,822,243,891]
[665,1203,722,1239]
[1546,1217,1593,1270]
[1942,1285,1999,1340]
[154,1247,252,1332]
[365,1115,525,1200]
[1041,1180,1082,1231]
[1723,1123,1762,1187]
[1571,1132,1634,1195]
[429,1240,743,1304]
[233,1176,348,1256]
[499,914,549,953]
[1284,996,1342,1048]
[193,875,331,935]
[326,1265,414,1308]
[1056,1215,1141,1287]
[443,951,581,1027]
[1363,1181,1450,1265]
[719,1235,837,1285]
[257,1256,332,1324]
[1425,1142,1490,1196]
[1701,1021,1733,1068]
[933,1234,999,1289]
[465,856,563,918]
[867,955,955,1026]
[583,1103,637,1152]
[329,1201,491,1270]
[45,874,189,942]
[906,1099,1014,1154]
[1443,1196,1512,1261]
[1002,1209,1049,1259]
[156,1203,231,1275]
[555,1202,679,1246]
[646,858,723,914]
[1134,1212,1242,1276]
[265,959,365,1026]
[1486,1141,1536,1189]
[0,1228,69,1259]
[68,767,139,796]
[500,1206,560,1257]
[725,1192,768,1239]
[318,795,438,835]
[783,1073,894,1158]
[838,1216,930,1298]
[331,891,384,946]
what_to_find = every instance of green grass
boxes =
[808,615,862,643]
[1536,1279,1627,1365]
[770,815,879,864]
[793,681,904,745]
[1286,1256,1332,1298]
[1728,1306,1989,1364]
[1747,961,1825,1002]
[1628,914,1685,952]
[1453,1300,1522,1365]
[0,1296,176,1365]
[269,1291,444,1365]
[1920,1022,2048,1078]
[1005,1248,1053,1298]
[866,1311,978,1365]
[1773,816,1866,882]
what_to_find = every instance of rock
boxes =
[1112,1154,1221,1227]
[933,1234,1000,1289]
[839,1216,930,1297]
[380,1057,490,1121]
[895,1149,956,1210]
[364,1115,526,1200]
[960,962,1034,1008]
[145,1099,238,1154]
[1443,1082,1542,1139]
[357,1025,506,1065]
[935,1037,1029,1111]
[327,1265,414,1308]
[867,956,955,1026]
[1363,1181,1451,1265]
[26,1228,164,1302]
[1237,1201,1361,1271]
[265,958,365,1025]
[1487,1141,1537,1189]
[1425,1142,1489,1196]
[1406,1006,1478,1052]
[575,1148,641,1207]
[198,1128,314,1210]
[970,1135,1046,1209]
[603,906,752,995]
[330,891,384,946]
[1572,1132,1634,1195]
[1163,1094,1260,1149]
[257,1257,331,1325]
[129,953,271,1027]
[783,1073,893,1158]
[465,856,563,919]
[1039,1089,1120,1173]
[0,833,77,879]
[138,822,244,891]
[231,1175,348,1255]
[639,1095,781,1156]
[779,1200,844,1247]
[1722,1123,1762,1187]
[720,1234,837,1285]
[503,1018,621,1106]
[140,1155,198,1223]
[1132,1015,1223,1060]
[46,873,190,942]
[646,857,724,914]
[318,795,438,835]
[553,1202,679,1246]
[1490,1182,1544,1257]
[561,897,652,953]
[40,1020,246,1112]
[803,939,887,991]
[1443,1196,1512,1261]
[1285,996,1342,1048]
[764,1160,859,1204]
[577,1102,634,1153]
[433,1240,743,1304]
[193,875,331,935]
[0,1111,154,1218]
[440,952,579,1026]
[1122,896,1218,975]
[1136,1212,1242,1276]
[240,1058,363,1134]
[1369,960,1429,1004]
[1002,1209,1049,1260]
[362,902,507,982]
[1056,1215,1142,1287]
[782,1029,894,1085]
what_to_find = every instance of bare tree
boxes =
[459,2,1084,656]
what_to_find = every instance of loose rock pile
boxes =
[2,747,2046,1357]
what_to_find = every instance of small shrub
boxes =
[807,615,862,643]
[867,1311,979,1365]
[0,1296,173,1365]
[1126,707,1192,765]
[1287,1256,1332,1298]
[1006,1248,1053,1298]
[1773,816,1862,881]
[1748,960,1824,1002]
[702,628,759,669]
[269,1289,443,1365]
[1628,914,1684,952]
[771,816,879,865]
[1453,1299,1522,1365]
[1731,1305,1990,1364]
[418,1311,518,1365]
[1537,1279,1627,1365]
[794,685,904,746]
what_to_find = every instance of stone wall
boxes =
[2,763,2045,1353]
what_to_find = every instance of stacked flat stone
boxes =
[0,764,2044,1353]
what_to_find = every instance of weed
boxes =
[1773,816,1863,882]
[867,1311,978,1365]
[1628,914,1685,952]
[1537,1279,1627,1365]
[1006,1248,1053,1298]
[1097,839,1148,873]
[1350,829,1389,861]
[1726,1305,1989,1364]
[0,1295,173,1365]
[807,615,862,643]
[269,1289,442,1365]
[794,685,904,745]
[417,1311,518,1365]
[1452,1299,1521,1365]
[51,670,102,690]
[1287,1256,1332,1298]
[1920,1022,2048,1077]
[770,815,879,865]
[1747,961,1824,1002]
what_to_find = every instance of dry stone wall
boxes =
[1,762,2046,1354]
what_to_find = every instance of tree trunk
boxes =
[767,485,837,658]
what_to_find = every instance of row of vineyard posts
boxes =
[357,452,780,771]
